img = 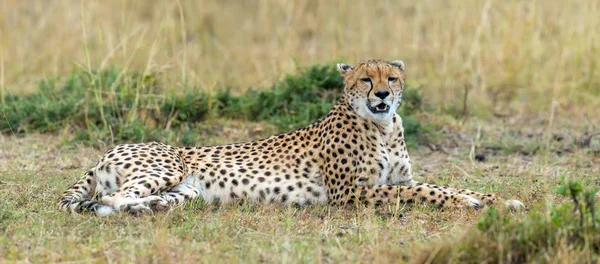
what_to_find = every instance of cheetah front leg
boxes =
[385,115,524,210]
[348,185,482,209]
[387,178,525,211]
[413,182,525,210]
[321,158,481,209]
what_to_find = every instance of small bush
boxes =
[0,65,429,146]
[416,179,600,263]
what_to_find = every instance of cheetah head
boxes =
[336,59,405,124]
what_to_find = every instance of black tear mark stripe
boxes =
[366,80,373,98]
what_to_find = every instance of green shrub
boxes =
[0,65,429,146]
[417,179,600,263]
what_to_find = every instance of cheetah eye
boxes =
[388,77,398,82]
[360,77,371,83]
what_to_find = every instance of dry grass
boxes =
[1,0,599,114]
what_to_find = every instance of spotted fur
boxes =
[57,59,524,215]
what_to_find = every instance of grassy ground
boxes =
[1,1,599,263]
[1,116,599,263]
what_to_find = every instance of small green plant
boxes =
[556,179,598,228]
[417,179,600,263]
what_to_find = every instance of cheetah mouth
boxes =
[367,102,391,114]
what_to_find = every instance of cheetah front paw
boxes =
[453,194,482,209]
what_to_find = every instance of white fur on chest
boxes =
[376,147,391,185]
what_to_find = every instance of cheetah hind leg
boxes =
[121,195,170,215]
[99,192,170,216]
[155,174,203,208]
[123,177,204,214]
[102,174,202,215]
[121,176,204,214]
[99,185,171,216]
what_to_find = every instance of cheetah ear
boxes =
[336,63,353,74]
[390,60,405,71]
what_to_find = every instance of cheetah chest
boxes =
[375,146,391,185]
[355,144,391,186]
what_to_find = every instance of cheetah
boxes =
[58,59,524,216]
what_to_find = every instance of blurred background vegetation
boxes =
[1,0,598,113]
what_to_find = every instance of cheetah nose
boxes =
[374,90,390,99]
